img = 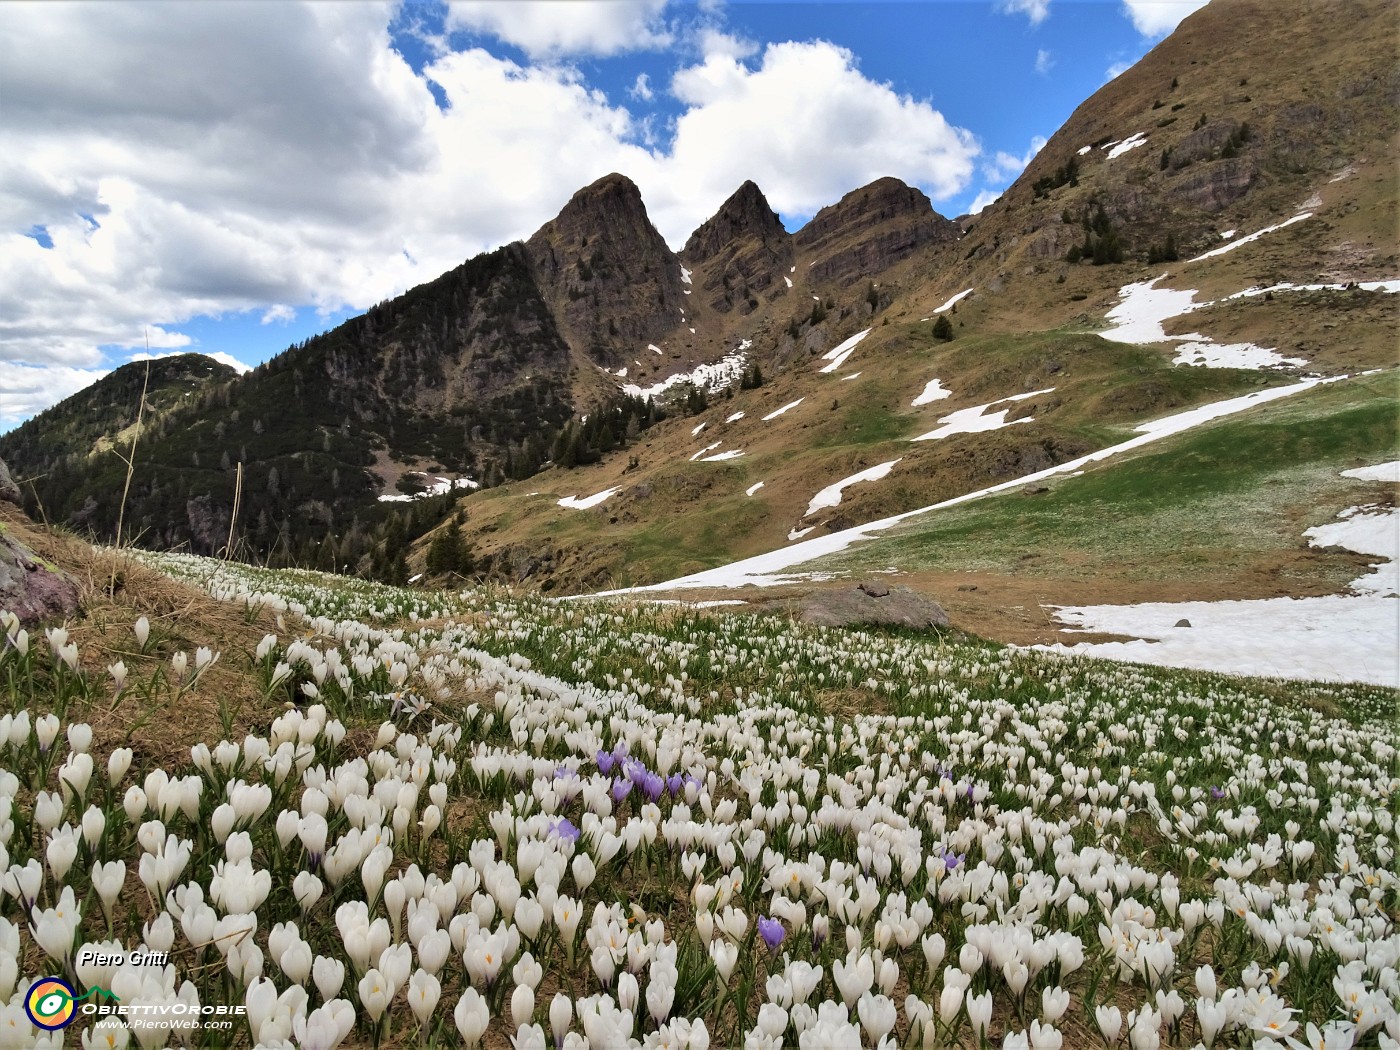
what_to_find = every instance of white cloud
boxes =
[260,305,296,326]
[983,135,1047,183]
[444,0,672,58]
[968,189,1002,215]
[1105,59,1136,81]
[0,3,980,423]
[1035,48,1054,75]
[0,362,109,431]
[629,73,655,101]
[656,40,978,234]
[1121,0,1210,36]
[997,0,1051,25]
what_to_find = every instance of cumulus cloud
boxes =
[983,135,1047,183]
[443,0,672,58]
[629,73,655,101]
[1035,48,1054,75]
[0,362,110,431]
[1121,0,1210,37]
[0,2,980,425]
[997,0,1051,25]
[655,40,978,236]
[967,189,1003,215]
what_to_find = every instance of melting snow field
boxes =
[557,487,619,510]
[378,476,478,503]
[911,377,952,407]
[912,388,1052,442]
[591,377,1334,594]
[761,398,804,421]
[1037,464,1400,687]
[623,350,746,400]
[1105,131,1148,159]
[1187,212,1312,262]
[804,459,901,517]
[817,329,871,373]
[933,288,973,313]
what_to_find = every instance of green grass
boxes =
[822,370,1399,583]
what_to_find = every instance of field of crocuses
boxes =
[1,552,1395,1049]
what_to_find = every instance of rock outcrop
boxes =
[795,581,950,629]
[795,178,961,285]
[527,173,687,365]
[681,181,794,314]
[0,523,79,625]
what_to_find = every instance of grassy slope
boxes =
[819,369,1398,589]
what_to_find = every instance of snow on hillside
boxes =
[1037,464,1400,687]
[557,487,618,510]
[817,329,871,373]
[1105,132,1148,159]
[804,460,901,517]
[622,349,746,400]
[933,288,973,313]
[698,449,744,462]
[761,398,804,421]
[378,475,478,503]
[912,388,1052,442]
[1186,212,1312,263]
[1103,274,1400,369]
[591,377,1333,594]
[745,481,764,496]
[911,377,951,406]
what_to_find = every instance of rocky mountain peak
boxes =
[526,173,686,365]
[795,176,961,285]
[680,180,794,315]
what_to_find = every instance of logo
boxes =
[25,978,78,1031]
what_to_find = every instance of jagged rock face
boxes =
[1171,158,1258,212]
[527,173,686,365]
[680,181,794,315]
[795,177,961,285]
[0,525,79,625]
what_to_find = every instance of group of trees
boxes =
[1065,203,1124,265]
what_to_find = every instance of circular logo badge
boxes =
[25,977,78,1031]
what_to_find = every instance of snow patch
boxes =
[648,344,663,355]
[761,398,804,421]
[784,276,793,288]
[912,388,1052,442]
[725,412,745,423]
[1220,229,1237,239]
[378,475,479,503]
[623,351,746,401]
[557,487,619,510]
[680,265,692,285]
[911,378,952,407]
[841,372,862,381]
[818,329,872,373]
[1106,132,1148,159]
[1173,342,1307,369]
[1342,461,1400,483]
[691,422,707,436]
[805,460,901,517]
[933,288,974,313]
[788,526,816,541]
[689,442,721,462]
[745,481,765,497]
[1187,213,1312,263]
[1077,145,1092,156]
[699,449,745,462]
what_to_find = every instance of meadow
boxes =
[0,551,1394,1049]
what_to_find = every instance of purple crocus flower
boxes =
[596,749,616,774]
[665,773,683,796]
[1210,786,1225,799]
[757,916,785,951]
[610,778,633,803]
[554,765,578,780]
[640,771,665,803]
[549,817,581,844]
[945,852,965,871]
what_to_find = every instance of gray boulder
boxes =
[0,458,20,505]
[0,526,79,624]
[797,582,949,630]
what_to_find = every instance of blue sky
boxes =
[0,0,1206,430]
